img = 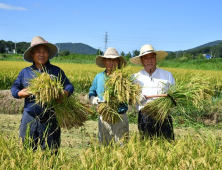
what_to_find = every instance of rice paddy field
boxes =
[0,60,222,169]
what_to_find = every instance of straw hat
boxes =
[23,36,58,62]
[96,47,127,69]
[130,44,168,65]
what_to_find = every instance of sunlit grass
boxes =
[1,129,222,169]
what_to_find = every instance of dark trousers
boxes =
[138,111,174,140]
[20,111,61,152]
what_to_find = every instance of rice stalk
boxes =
[27,71,64,107]
[97,66,141,123]
[141,73,215,124]
[53,94,93,129]
[103,66,141,105]
[27,69,92,129]
[97,102,122,124]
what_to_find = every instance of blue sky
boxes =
[0,0,221,53]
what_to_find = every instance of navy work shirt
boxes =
[11,61,74,117]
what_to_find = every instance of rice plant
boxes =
[97,66,142,123]
[103,66,141,105]
[141,73,215,124]
[53,94,93,129]
[27,71,64,107]
[78,130,222,169]
[27,69,92,129]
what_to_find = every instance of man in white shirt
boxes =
[130,44,175,140]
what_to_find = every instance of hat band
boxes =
[141,50,155,55]
[32,41,48,46]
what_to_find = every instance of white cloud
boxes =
[0,3,27,10]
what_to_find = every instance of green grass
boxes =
[158,58,222,71]
[2,53,222,71]
[0,114,222,169]
[1,56,222,168]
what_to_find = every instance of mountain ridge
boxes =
[55,42,97,54]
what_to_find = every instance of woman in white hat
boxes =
[11,36,74,153]
[89,47,129,145]
[130,44,175,140]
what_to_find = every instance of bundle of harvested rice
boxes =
[27,71,64,107]
[27,70,92,129]
[103,66,141,105]
[141,74,215,124]
[97,101,121,123]
[97,66,141,123]
[53,94,92,129]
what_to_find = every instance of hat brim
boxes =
[129,51,168,65]
[96,55,127,69]
[23,42,58,63]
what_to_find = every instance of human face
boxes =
[141,53,156,73]
[103,58,119,73]
[31,45,49,66]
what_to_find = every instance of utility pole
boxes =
[98,47,101,55]
[104,32,108,52]
[14,41,16,53]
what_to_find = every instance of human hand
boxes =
[56,90,69,104]
[139,94,147,103]
[18,89,30,98]
[90,96,101,105]
[118,104,128,114]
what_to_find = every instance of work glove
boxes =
[118,104,128,114]
[139,94,147,103]
[90,96,101,105]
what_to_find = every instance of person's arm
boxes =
[56,69,74,103]
[11,70,30,99]
[60,69,74,96]
[89,75,98,99]
[89,75,102,105]
[144,94,167,99]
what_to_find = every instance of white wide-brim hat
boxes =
[130,44,168,65]
[23,36,58,63]
[96,47,127,69]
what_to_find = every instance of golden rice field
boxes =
[1,61,222,169]
[0,61,222,93]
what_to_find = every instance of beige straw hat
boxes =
[23,36,58,62]
[96,47,127,69]
[129,44,168,65]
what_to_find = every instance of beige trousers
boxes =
[98,113,129,145]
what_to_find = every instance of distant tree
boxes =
[126,51,132,58]
[120,51,125,56]
[97,49,103,55]
[58,51,64,56]
[196,53,204,59]
[166,52,175,60]
[211,43,222,58]
[132,50,140,57]
[63,50,70,56]
[16,48,25,54]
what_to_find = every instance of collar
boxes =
[30,60,51,70]
[142,68,158,76]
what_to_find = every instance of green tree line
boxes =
[166,43,222,60]
[0,40,29,54]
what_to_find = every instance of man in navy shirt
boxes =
[11,36,74,152]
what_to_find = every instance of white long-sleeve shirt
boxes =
[133,68,175,111]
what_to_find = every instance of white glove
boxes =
[139,94,147,103]
[90,96,101,105]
